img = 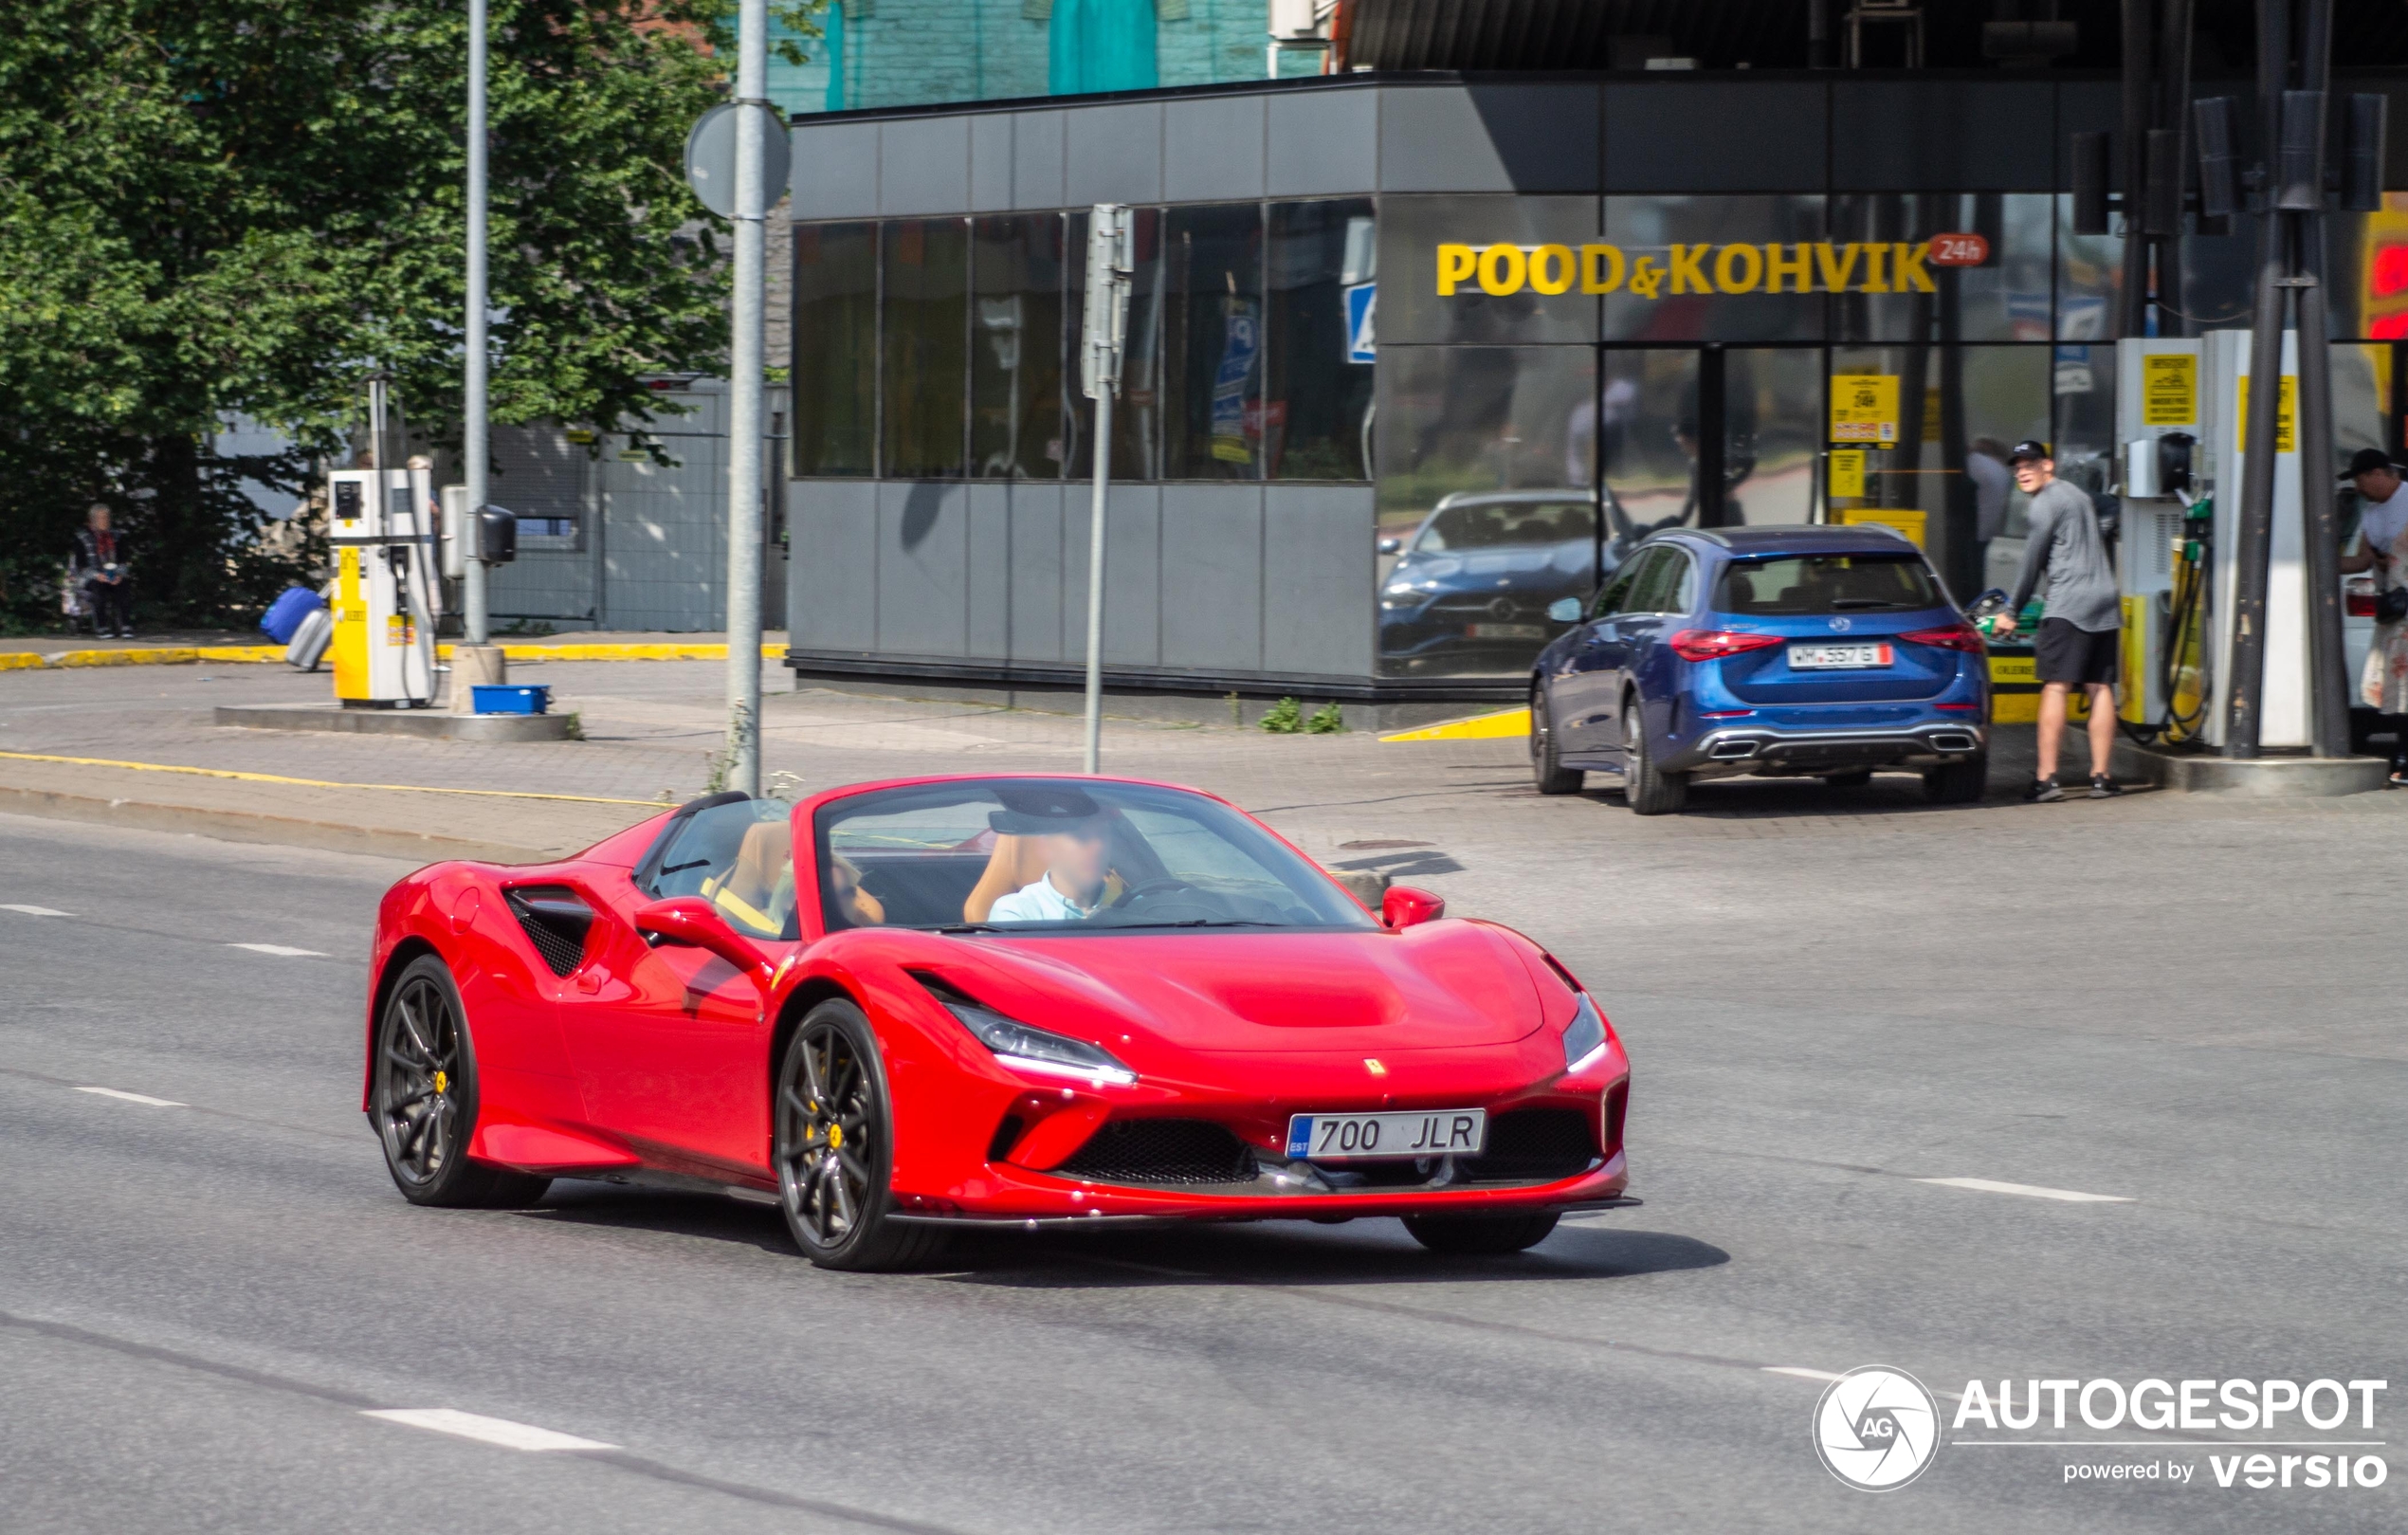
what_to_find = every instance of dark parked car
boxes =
[1378,491,1608,670]
[1528,526,1991,813]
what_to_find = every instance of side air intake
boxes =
[505,886,593,978]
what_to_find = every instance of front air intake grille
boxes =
[1459,1108,1597,1183]
[1053,1119,1259,1186]
[505,886,593,978]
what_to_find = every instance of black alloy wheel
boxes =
[1401,1211,1561,1254]
[1530,685,1584,795]
[373,955,551,1208]
[774,999,945,1271]
[1622,701,1688,815]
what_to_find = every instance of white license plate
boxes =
[1467,622,1546,640]
[1286,1108,1487,1162]
[1788,642,1893,669]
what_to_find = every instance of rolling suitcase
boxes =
[285,606,333,671]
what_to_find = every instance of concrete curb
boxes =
[2113,741,2391,796]
[215,704,576,741]
[0,642,782,671]
[0,783,558,866]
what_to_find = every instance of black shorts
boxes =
[2035,617,2120,685]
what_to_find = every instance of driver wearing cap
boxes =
[985,787,1116,923]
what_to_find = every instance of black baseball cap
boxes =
[2006,439,2052,464]
[989,783,1105,834]
[2341,447,2403,483]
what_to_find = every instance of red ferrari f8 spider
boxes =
[365,775,1632,1269]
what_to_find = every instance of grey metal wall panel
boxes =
[792,121,879,219]
[1378,84,1598,192]
[790,481,879,650]
[1268,88,1378,196]
[1165,95,1267,204]
[1159,485,1264,672]
[598,427,725,631]
[1833,82,2054,191]
[1008,483,1066,662]
[969,114,1014,211]
[487,550,594,626]
[1604,82,1826,192]
[876,481,970,656]
[965,483,1012,657]
[1062,484,1161,666]
[1012,111,1067,210]
[1065,102,1165,206]
[1263,484,1375,678]
[879,116,971,216]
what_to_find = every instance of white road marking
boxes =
[360,1409,615,1453]
[1,904,72,917]
[75,1086,186,1107]
[1762,1366,1847,1382]
[1914,1177,2134,1204]
[226,942,328,958]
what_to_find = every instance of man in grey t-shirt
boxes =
[1993,441,2122,801]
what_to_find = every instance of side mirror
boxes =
[1546,596,1582,623]
[1381,886,1446,929]
[1377,536,1402,555]
[633,897,772,987]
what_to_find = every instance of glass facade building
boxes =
[784,75,2408,716]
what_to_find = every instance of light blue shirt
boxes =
[989,875,1102,923]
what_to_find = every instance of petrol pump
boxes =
[327,457,444,708]
[2114,331,2315,748]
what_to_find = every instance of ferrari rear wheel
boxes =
[1401,1212,1561,1255]
[775,1000,945,1271]
[373,955,552,1209]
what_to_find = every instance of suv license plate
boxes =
[1286,1108,1487,1162]
[1788,642,1892,669]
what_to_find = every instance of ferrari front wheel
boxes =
[1401,1211,1561,1255]
[372,955,551,1209]
[775,1000,944,1271]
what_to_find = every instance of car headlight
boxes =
[940,996,1137,1085]
[1562,993,1608,1073]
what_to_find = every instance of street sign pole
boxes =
[1079,206,1132,776]
[463,0,490,649]
[723,0,770,796]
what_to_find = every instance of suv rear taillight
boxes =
[1669,629,1785,662]
[1899,625,1987,655]
[2347,589,2378,617]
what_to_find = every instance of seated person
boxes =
[699,819,798,937]
[984,786,1118,923]
[828,852,885,927]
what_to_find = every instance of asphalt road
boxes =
[2,802,2402,1533]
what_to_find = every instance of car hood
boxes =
[1396,541,1590,586]
[936,923,1547,1055]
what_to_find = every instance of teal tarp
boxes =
[822,1,846,113]
[1049,0,1158,96]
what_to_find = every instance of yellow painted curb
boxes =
[0,750,666,808]
[1379,706,1532,742]
[0,653,46,672]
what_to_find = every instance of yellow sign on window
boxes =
[1835,506,1928,548]
[2142,353,2197,425]
[1829,449,1866,499]
[2235,375,2297,454]
[1830,375,1900,445]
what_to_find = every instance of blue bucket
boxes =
[471,684,551,716]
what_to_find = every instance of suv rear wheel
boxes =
[1530,685,1583,795]
[1923,753,1989,804]
[1623,701,1688,815]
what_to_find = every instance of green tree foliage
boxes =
[0,2,776,629]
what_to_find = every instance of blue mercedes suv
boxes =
[1528,526,1990,813]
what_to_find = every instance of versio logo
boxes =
[1815,1366,1943,1490]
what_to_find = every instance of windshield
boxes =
[814,778,1377,934]
[1414,502,1595,554]
[1715,553,1943,615]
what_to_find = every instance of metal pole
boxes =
[463,0,490,647]
[1083,388,1112,775]
[2156,0,2197,332]
[724,0,768,797]
[2294,0,2349,758]
[2119,0,2154,336]
[2227,0,2291,757]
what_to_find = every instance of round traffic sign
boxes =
[684,101,791,219]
